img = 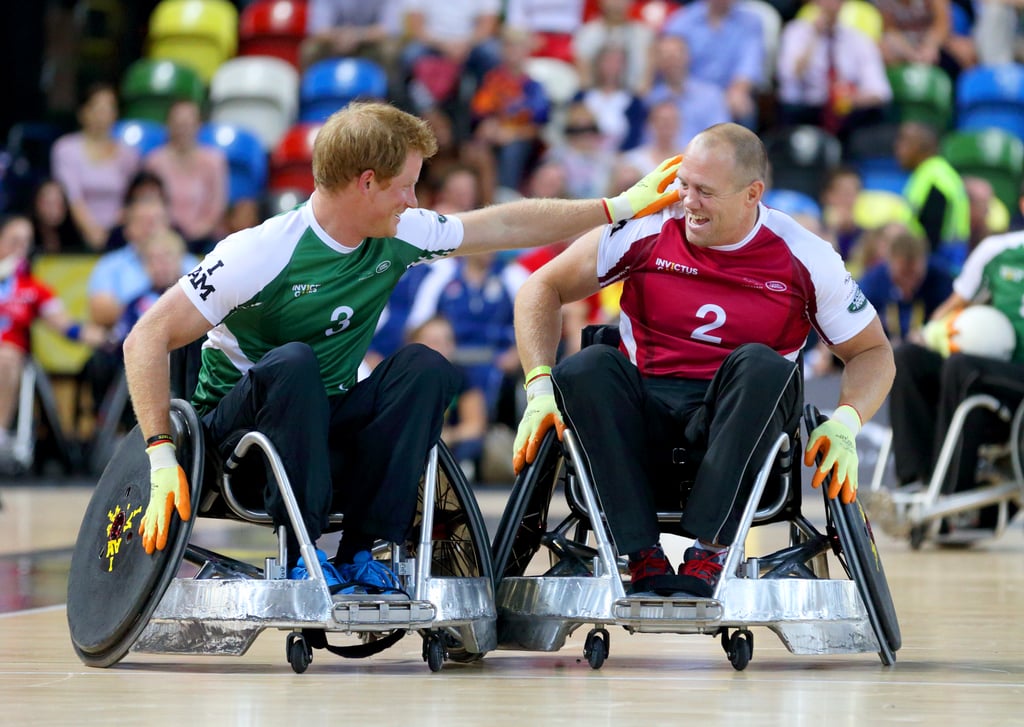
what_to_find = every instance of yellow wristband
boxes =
[524,365,552,388]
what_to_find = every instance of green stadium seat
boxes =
[886,63,953,130]
[120,59,205,123]
[941,128,1024,211]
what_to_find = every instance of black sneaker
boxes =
[628,545,673,594]
[675,546,727,598]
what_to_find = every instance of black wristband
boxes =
[145,434,174,447]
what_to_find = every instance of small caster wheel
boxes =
[721,629,753,671]
[423,634,446,672]
[583,627,609,670]
[286,632,312,674]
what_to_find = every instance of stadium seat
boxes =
[941,128,1024,211]
[763,188,822,219]
[269,123,321,194]
[111,119,168,158]
[795,0,883,41]
[298,58,389,123]
[852,189,913,230]
[147,0,239,83]
[844,122,909,194]
[763,125,842,199]
[210,55,299,151]
[956,63,1024,138]
[198,123,268,204]
[239,0,309,69]
[120,59,205,123]
[887,63,954,130]
[262,187,306,218]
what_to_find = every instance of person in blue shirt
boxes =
[858,225,953,344]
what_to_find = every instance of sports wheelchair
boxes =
[491,342,900,671]
[66,397,496,673]
[866,388,1024,550]
[3,358,76,475]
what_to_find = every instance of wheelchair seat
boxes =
[491,330,900,670]
[67,396,496,673]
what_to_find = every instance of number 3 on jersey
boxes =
[692,303,726,343]
[325,305,354,336]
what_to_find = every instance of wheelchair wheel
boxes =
[409,441,493,663]
[805,405,901,665]
[490,429,562,580]
[66,400,205,667]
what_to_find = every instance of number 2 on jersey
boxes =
[692,303,726,343]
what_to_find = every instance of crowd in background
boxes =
[1,0,1023,481]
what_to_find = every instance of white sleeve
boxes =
[397,208,465,262]
[952,232,1015,301]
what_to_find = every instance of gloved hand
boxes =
[513,367,566,475]
[921,314,955,357]
[803,404,861,504]
[602,154,683,223]
[138,441,192,554]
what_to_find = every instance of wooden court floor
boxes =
[1,484,1022,727]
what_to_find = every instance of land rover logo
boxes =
[376,261,391,274]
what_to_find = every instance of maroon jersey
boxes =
[0,269,58,353]
[597,203,875,379]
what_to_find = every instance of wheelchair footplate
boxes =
[613,595,723,632]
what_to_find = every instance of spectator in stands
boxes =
[407,314,488,481]
[775,0,892,142]
[620,100,683,181]
[973,0,1022,65]
[28,179,86,255]
[405,251,527,419]
[644,35,730,152]
[0,215,104,457]
[543,102,617,199]
[876,0,975,80]
[574,0,655,95]
[299,0,403,71]
[575,44,647,152]
[107,229,187,356]
[50,83,140,252]
[144,99,229,255]
[661,0,765,126]
[505,0,585,64]
[82,197,198,417]
[469,27,551,195]
[820,166,864,261]
[401,0,502,113]
[895,120,971,272]
[103,171,169,252]
[858,225,954,343]
[964,175,999,253]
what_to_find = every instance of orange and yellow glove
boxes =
[513,366,566,475]
[602,155,683,223]
[803,405,861,504]
[138,441,191,554]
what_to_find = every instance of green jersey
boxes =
[953,230,1024,363]
[180,202,464,414]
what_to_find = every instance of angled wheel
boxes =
[490,429,563,580]
[286,632,312,674]
[409,441,493,662]
[805,405,901,665]
[583,627,609,670]
[67,399,205,667]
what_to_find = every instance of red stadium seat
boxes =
[239,0,309,69]
[268,122,321,194]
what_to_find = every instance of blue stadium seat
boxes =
[763,189,822,219]
[956,63,1024,138]
[111,119,168,158]
[198,123,268,204]
[298,58,388,123]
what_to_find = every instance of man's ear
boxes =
[358,169,376,193]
